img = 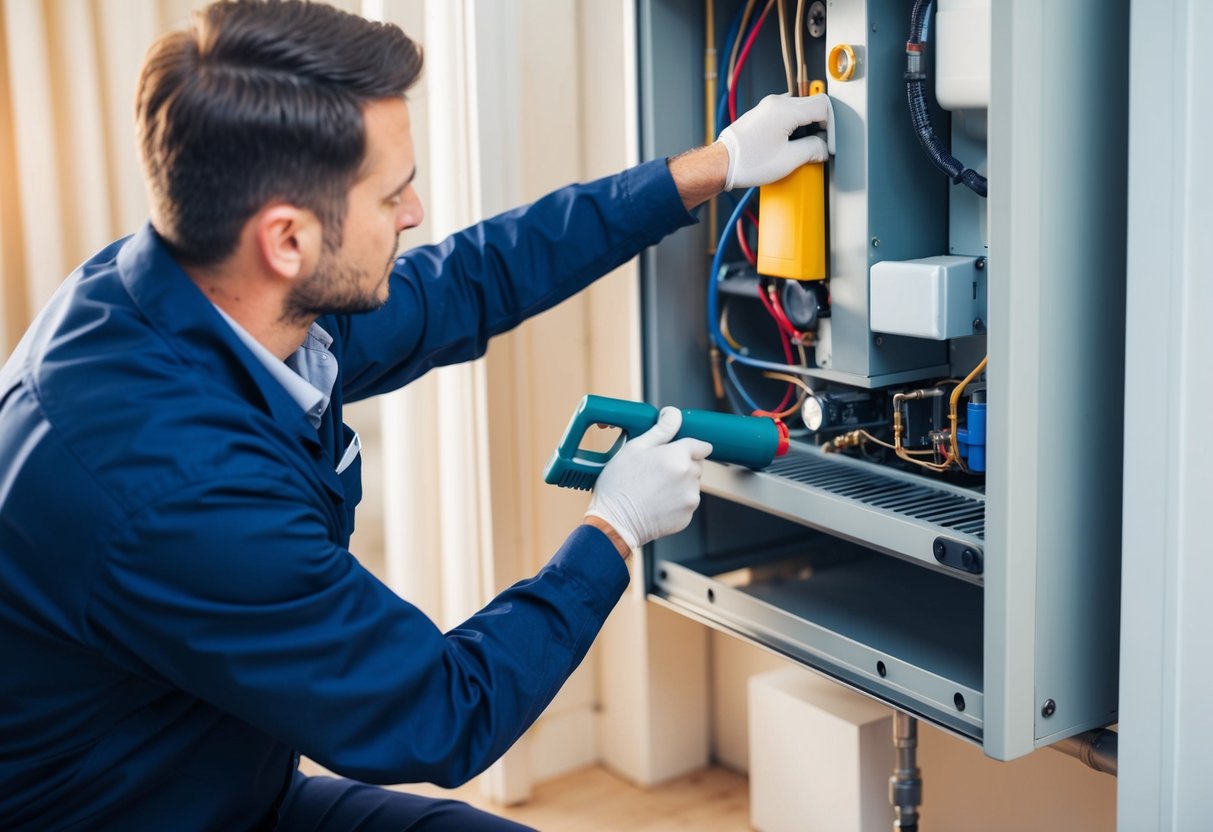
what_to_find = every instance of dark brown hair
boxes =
[136,0,423,266]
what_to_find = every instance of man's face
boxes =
[286,97,422,319]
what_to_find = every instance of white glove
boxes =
[585,408,713,550]
[718,93,835,190]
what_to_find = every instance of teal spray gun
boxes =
[544,394,790,491]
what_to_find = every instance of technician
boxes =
[0,1,831,829]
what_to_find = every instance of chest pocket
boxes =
[337,422,363,537]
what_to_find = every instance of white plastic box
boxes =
[869,255,985,341]
[749,668,895,832]
[936,0,991,110]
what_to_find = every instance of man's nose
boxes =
[397,187,423,232]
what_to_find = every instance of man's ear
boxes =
[253,203,322,281]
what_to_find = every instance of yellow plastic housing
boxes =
[757,163,826,281]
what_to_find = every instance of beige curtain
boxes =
[0,1,207,355]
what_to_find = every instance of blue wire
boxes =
[715,92,730,140]
[707,188,812,377]
[724,356,763,413]
[720,5,744,81]
[708,12,805,410]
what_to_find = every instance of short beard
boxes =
[281,236,398,325]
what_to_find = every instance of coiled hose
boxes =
[905,0,987,197]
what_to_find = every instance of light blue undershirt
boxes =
[213,306,360,473]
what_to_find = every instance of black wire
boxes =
[905,0,987,198]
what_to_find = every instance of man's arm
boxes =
[335,159,694,402]
[668,142,729,212]
[87,475,631,788]
[335,93,833,402]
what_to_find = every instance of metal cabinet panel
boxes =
[637,0,1124,760]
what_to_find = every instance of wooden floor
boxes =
[299,760,752,831]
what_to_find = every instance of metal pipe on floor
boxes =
[890,711,922,830]
[1051,728,1118,776]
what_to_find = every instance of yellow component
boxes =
[757,163,826,281]
[808,79,826,96]
[828,43,857,81]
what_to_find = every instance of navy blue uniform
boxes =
[0,159,693,829]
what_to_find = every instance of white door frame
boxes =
[1118,0,1213,828]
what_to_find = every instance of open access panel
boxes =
[638,0,1126,760]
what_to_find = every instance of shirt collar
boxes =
[212,306,333,428]
[115,223,322,447]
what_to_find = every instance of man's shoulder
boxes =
[4,250,303,518]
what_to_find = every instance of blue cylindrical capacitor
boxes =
[965,401,987,472]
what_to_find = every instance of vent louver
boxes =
[765,451,986,539]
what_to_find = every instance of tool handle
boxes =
[544,395,788,491]
[542,395,658,490]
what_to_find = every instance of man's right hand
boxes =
[584,408,713,553]
[718,93,834,190]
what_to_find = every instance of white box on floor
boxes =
[749,668,896,832]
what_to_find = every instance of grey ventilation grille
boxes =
[765,451,986,540]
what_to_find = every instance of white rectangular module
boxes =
[869,255,985,340]
[936,0,992,110]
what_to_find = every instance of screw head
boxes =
[871,237,881,248]
[1041,699,1056,718]
[972,318,985,332]
[976,257,987,270]
[874,336,884,347]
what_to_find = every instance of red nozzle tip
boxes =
[752,411,790,458]
[774,419,790,456]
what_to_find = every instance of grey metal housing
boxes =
[637,0,1125,760]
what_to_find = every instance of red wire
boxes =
[767,283,805,342]
[754,287,794,352]
[756,280,796,340]
[737,206,760,266]
[752,280,797,411]
[735,219,756,266]
[729,0,775,123]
